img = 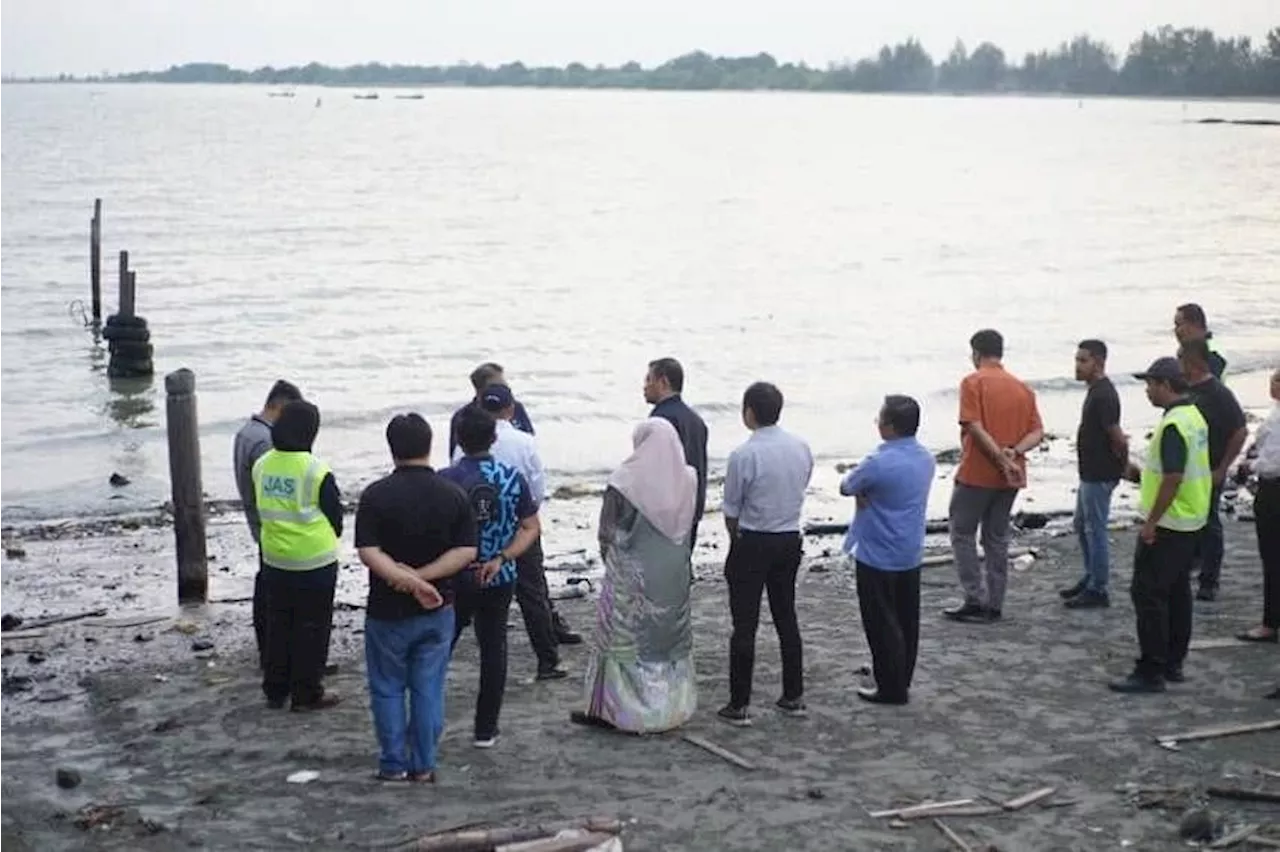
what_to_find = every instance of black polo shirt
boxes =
[1188,377,1246,470]
[354,466,477,620]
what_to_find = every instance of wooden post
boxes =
[165,369,207,603]
[90,199,102,324]
[118,252,135,318]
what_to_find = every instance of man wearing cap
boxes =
[456,383,574,678]
[1110,357,1211,694]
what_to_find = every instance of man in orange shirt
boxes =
[944,329,1044,624]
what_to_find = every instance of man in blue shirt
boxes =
[440,405,542,748]
[840,395,936,706]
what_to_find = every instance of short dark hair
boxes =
[1077,339,1107,361]
[969,329,1004,359]
[1178,339,1211,367]
[647,357,685,394]
[456,404,497,455]
[1176,303,1207,329]
[386,413,432,461]
[470,362,504,393]
[265,380,303,408]
[881,394,921,437]
[743,381,783,426]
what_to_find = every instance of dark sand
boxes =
[2,514,1278,851]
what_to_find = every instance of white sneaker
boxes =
[473,734,500,749]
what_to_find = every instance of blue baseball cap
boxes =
[479,383,514,412]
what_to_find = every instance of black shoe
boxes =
[942,602,986,622]
[1164,666,1186,684]
[536,665,569,681]
[717,704,752,727]
[554,622,584,646]
[1108,673,1166,694]
[857,686,908,706]
[1058,580,1087,601]
[1064,590,1110,609]
[291,692,342,712]
[266,697,287,710]
[985,608,1003,623]
[1196,587,1217,602]
[775,697,808,717]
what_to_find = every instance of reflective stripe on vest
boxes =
[252,450,339,571]
[1139,404,1211,532]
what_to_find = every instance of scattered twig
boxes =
[1157,720,1280,746]
[681,734,755,771]
[15,608,108,630]
[1246,836,1280,849]
[208,596,253,605]
[1209,824,1261,849]
[503,832,619,852]
[0,628,48,640]
[933,818,973,852]
[869,799,976,819]
[1002,786,1056,811]
[899,806,1002,821]
[1207,787,1280,805]
[81,614,171,629]
[1189,637,1251,651]
[401,818,622,852]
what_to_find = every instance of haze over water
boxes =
[2,84,1278,524]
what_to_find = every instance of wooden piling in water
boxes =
[165,369,208,603]
[117,251,134,318]
[104,249,154,378]
[89,199,102,324]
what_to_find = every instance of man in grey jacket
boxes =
[233,380,303,669]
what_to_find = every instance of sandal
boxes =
[1235,628,1279,643]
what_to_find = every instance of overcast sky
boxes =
[2,0,1276,77]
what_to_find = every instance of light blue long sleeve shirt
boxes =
[841,436,936,571]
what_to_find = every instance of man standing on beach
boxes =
[839,395,935,705]
[1173,303,1226,379]
[356,413,478,781]
[1178,340,1248,601]
[448,363,535,460]
[467,383,577,678]
[233,379,303,670]
[1062,340,1127,609]
[719,382,813,726]
[1111,358,1210,693]
[945,330,1044,624]
[645,358,709,549]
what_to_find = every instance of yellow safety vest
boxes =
[252,450,339,571]
[1139,403,1211,532]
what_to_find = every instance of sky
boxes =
[2,0,1276,77]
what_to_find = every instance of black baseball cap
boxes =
[1133,357,1184,382]
[479,383,514,412]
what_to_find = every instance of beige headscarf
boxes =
[607,418,697,544]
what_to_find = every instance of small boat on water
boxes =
[353,93,380,100]
[394,93,425,100]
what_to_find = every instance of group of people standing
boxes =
[230,301,1277,781]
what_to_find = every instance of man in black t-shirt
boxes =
[356,414,477,782]
[1178,340,1249,600]
[1173,303,1227,379]
[1062,340,1128,608]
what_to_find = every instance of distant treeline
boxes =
[30,25,1280,97]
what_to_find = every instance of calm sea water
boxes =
[2,84,1278,525]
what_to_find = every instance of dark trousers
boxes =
[452,580,515,740]
[1130,530,1196,680]
[1256,479,1280,629]
[1195,484,1225,591]
[515,537,560,671]
[726,530,804,708]
[262,562,337,705]
[856,562,921,702]
[253,557,268,670]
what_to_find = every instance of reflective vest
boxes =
[252,450,339,571]
[1139,404,1211,532]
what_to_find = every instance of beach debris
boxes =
[286,770,320,784]
[56,768,83,789]
[806,788,826,800]
[1,628,49,640]
[75,804,126,830]
[4,545,27,559]
[83,614,172,629]
[153,717,183,734]
[153,674,169,683]
[1014,511,1049,529]
[869,798,976,819]
[403,817,623,852]
[566,577,595,593]
[2,673,34,694]
[1156,719,1280,748]
[1179,808,1217,841]
[27,651,47,664]
[1208,823,1262,849]
[1,613,23,631]
[109,472,130,487]
[1116,783,1193,811]
[21,608,108,630]
[133,633,153,643]
[1188,637,1252,651]
[1206,786,1280,805]
[191,638,215,652]
[1001,786,1056,811]
[933,818,973,851]
[681,733,756,771]
[1011,553,1036,572]
[36,690,71,703]
[173,619,201,634]
[934,448,963,465]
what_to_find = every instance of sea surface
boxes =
[2,84,1278,526]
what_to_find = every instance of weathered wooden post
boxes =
[89,199,102,325]
[165,368,207,603]
[104,251,154,378]
[118,251,134,317]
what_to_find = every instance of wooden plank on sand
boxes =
[681,734,755,771]
[932,819,972,852]
[869,799,975,819]
[1155,719,1280,745]
[1002,786,1056,811]
[1188,637,1250,650]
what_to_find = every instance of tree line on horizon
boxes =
[34,25,1280,97]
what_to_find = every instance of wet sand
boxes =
[2,513,1278,851]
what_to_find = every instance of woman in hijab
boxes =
[571,417,698,733]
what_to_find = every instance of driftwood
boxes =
[0,628,49,640]
[209,596,253,605]
[1207,787,1280,805]
[1002,786,1056,811]
[1245,836,1280,849]
[500,831,620,852]
[403,818,622,852]
[681,734,755,770]
[11,608,108,630]
[869,799,975,819]
[898,806,1002,821]
[1209,824,1262,849]
[81,614,172,629]
[1157,720,1280,746]
[933,818,973,852]
[1188,637,1252,651]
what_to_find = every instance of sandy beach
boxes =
[2,504,1278,851]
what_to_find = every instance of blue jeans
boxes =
[365,607,455,775]
[1074,480,1116,594]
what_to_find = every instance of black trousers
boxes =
[1256,479,1280,629]
[452,580,515,740]
[856,562,921,702]
[726,530,804,708]
[1130,530,1196,679]
[1194,484,1226,591]
[253,557,268,671]
[515,537,560,671]
[262,562,337,705]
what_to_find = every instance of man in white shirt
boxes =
[1236,367,1280,654]
[457,384,577,677]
